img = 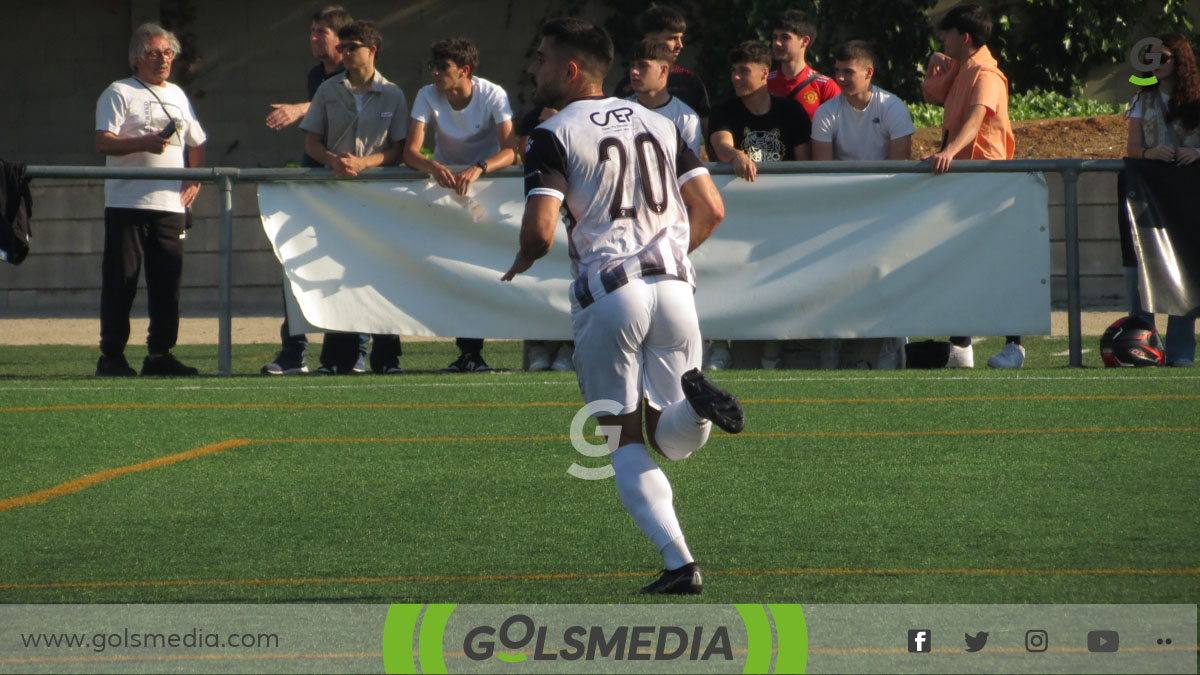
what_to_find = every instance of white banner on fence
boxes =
[258,172,1050,340]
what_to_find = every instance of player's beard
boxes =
[531,78,566,109]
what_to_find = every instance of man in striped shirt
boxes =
[502,18,744,595]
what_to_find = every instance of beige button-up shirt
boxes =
[301,69,408,156]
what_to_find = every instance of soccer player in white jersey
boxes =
[502,18,745,595]
[626,39,703,158]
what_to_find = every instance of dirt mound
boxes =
[911,114,1128,159]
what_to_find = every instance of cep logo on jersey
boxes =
[590,107,635,127]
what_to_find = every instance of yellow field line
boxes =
[2,566,1196,591]
[3,426,1197,514]
[0,440,251,514]
[4,393,1198,413]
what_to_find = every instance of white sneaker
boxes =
[551,343,575,371]
[527,344,551,372]
[987,342,1025,369]
[946,343,974,368]
[704,342,731,370]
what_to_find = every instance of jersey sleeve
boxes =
[524,127,568,201]
[674,125,706,185]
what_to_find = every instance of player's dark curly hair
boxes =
[431,38,479,73]
[772,9,816,42]
[1159,33,1200,130]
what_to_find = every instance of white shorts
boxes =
[571,277,702,415]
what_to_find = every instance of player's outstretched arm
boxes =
[680,173,725,253]
[501,194,560,281]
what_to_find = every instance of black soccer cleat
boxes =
[681,368,745,433]
[639,563,703,595]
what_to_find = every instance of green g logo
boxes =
[1130,37,1165,86]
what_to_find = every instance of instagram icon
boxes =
[1025,629,1048,652]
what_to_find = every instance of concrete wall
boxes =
[1,0,1130,318]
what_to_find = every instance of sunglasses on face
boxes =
[336,42,369,53]
[428,60,457,72]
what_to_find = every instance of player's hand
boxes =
[501,253,534,282]
[732,151,757,181]
[431,163,456,189]
[265,103,304,130]
[142,134,171,154]
[180,180,201,208]
[1144,144,1175,162]
[332,153,362,178]
[454,166,483,196]
[923,149,954,175]
[1177,147,1200,165]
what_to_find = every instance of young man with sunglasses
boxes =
[94,23,207,377]
[261,5,357,376]
[300,20,409,375]
[403,38,517,373]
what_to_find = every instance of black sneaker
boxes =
[441,352,492,373]
[681,368,744,433]
[639,563,703,595]
[141,353,199,376]
[96,354,137,377]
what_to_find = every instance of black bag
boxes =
[0,159,33,265]
[904,340,951,369]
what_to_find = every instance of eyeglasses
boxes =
[144,49,176,60]
[336,42,370,53]
[428,60,456,72]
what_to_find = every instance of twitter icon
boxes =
[965,632,989,652]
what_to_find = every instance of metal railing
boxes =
[26,159,1125,374]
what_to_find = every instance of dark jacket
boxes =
[0,160,32,265]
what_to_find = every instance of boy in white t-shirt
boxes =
[811,40,913,161]
[403,38,516,373]
[809,40,912,370]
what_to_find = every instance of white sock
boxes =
[653,398,711,461]
[611,443,692,566]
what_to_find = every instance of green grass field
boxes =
[1,339,1197,605]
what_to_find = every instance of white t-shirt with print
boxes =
[410,76,513,165]
[95,77,206,213]
[810,86,914,161]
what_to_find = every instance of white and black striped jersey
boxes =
[524,96,708,309]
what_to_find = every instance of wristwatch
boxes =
[475,160,488,173]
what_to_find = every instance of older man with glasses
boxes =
[299,19,410,375]
[94,23,207,377]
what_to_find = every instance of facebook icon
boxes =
[908,629,932,653]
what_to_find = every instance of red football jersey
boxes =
[767,64,841,120]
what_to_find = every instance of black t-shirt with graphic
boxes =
[709,95,811,162]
